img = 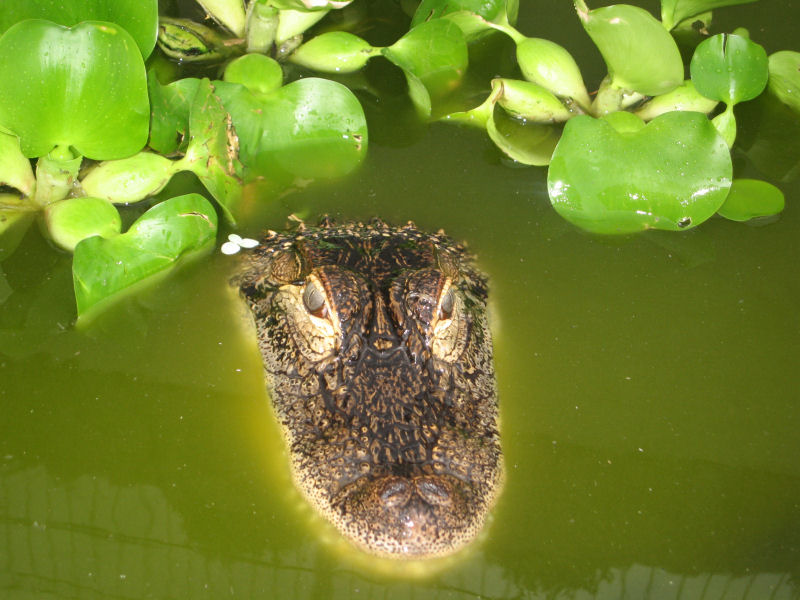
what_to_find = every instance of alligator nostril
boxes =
[415,477,452,506]
[379,478,411,507]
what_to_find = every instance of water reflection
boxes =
[1,466,796,598]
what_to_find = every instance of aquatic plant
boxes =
[0,0,797,317]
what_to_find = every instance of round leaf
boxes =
[72,194,218,317]
[0,20,149,159]
[547,112,732,234]
[717,178,784,221]
[215,78,367,182]
[224,54,284,95]
[690,33,769,105]
[0,0,158,58]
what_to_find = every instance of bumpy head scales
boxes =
[235,218,502,558]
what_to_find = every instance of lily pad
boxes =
[717,178,784,221]
[72,194,218,317]
[547,112,732,234]
[0,19,149,160]
[690,33,768,105]
[0,0,158,58]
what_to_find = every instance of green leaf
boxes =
[547,112,732,234]
[690,33,769,105]
[0,0,158,59]
[269,0,352,9]
[717,178,784,221]
[487,110,560,166]
[660,0,758,31]
[147,73,200,155]
[44,197,121,251]
[0,132,36,198]
[382,20,468,117]
[411,0,519,41]
[575,1,684,96]
[177,79,243,224]
[215,77,368,183]
[80,152,180,204]
[288,32,378,74]
[33,149,83,206]
[0,20,149,160]
[224,54,284,95]
[0,195,36,261]
[768,51,800,113]
[72,194,218,318]
[195,0,247,37]
[493,79,573,123]
[601,111,646,134]
[515,37,591,111]
[633,80,719,121]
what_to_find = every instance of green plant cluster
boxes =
[0,0,798,319]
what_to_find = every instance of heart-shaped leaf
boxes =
[547,112,732,234]
[215,77,367,183]
[0,19,149,159]
[72,194,218,317]
[690,33,769,105]
[0,0,158,58]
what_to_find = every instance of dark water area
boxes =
[1,1,799,598]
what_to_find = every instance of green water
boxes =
[2,2,799,598]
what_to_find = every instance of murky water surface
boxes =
[1,2,799,598]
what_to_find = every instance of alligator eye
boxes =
[438,287,455,321]
[303,280,328,319]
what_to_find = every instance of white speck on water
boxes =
[221,241,240,255]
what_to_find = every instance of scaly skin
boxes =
[234,217,502,558]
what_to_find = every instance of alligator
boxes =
[234,217,502,558]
